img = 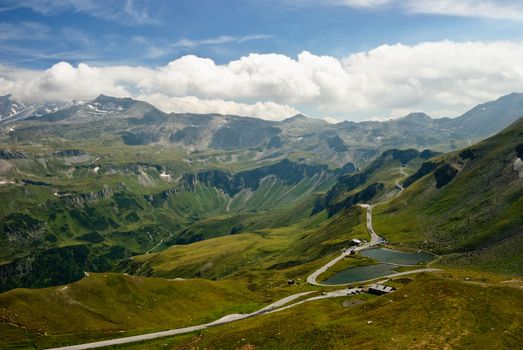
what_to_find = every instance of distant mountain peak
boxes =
[0,94,29,120]
[282,113,310,122]
[93,94,132,104]
[90,95,138,113]
[445,92,523,138]
[281,114,330,126]
[398,112,432,122]
[497,92,523,101]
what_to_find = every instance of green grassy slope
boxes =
[0,273,263,349]
[121,206,368,284]
[373,118,523,273]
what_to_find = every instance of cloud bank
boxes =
[1,40,523,121]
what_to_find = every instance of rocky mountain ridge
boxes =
[2,93,523,168]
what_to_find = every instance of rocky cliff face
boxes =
[0,255,34,285]
[182,159,330,197]
[0,149,28,159]
[62,186,123,207]
[53,149,87,157]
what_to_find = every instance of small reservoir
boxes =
[322,248,435,285]
[323,263,396,285]
[360,248,434,265]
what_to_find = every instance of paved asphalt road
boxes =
[306,203,439,287]
[307,203,383,286]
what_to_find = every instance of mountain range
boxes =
[2,93,523,168]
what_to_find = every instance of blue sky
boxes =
[1,0,523,121]
[1,0,523,68]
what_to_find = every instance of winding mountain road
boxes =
[47,288,372,350]
[307,203,439,287]
[307,203,385,286]
[46,291,316,350]
[360,204,386,246]
[396,166,406,195]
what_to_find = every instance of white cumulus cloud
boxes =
[141,94,298,121]
[1,40,523,121]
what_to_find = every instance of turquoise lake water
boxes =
[323,263,397,285]
[360,248,434,265]
[322,248,435,285]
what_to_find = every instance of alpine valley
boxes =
[0,92,522,350]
